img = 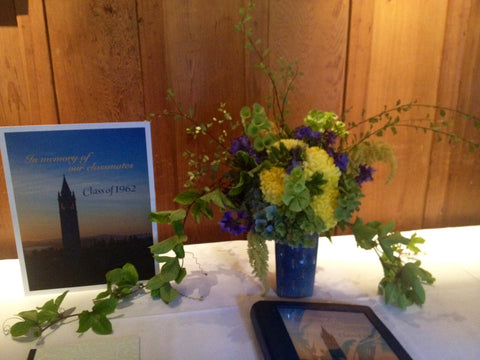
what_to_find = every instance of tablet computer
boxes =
[250,300,412,360]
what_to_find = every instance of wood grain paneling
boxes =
[0,0,56,258]
[344,0,459,230]
[44,0,145,124]
[269,0,349,119]
[0,0,479,259]
[424,0,480,228]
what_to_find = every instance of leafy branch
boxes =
[350,219,435,309]
[343,100,480,152]
[235,2,301,132]
[7,263,141,339]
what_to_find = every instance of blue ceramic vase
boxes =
[275,238,319,297]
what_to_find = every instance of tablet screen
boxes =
[278,306,399,360]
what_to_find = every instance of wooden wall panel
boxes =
[0,21,27,259]
[158,0,246,242]
[344,0,454,230]
[44,0,145,124]
[0,0,56,258]
[423,1,480,227]
[269,0,348,120]
[136,0,176,230]
[1,0,479,259]
[424,0,480,228]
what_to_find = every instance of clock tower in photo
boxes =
[58,175,81,250]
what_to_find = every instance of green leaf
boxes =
[200,189,235,210]
[159,283,179,304]
[283,188,310,212]
[407,233,425,254]
[174,189,200,205]
[149,209,186,224]
[173,243,185,258]
[169,209,187,222]
[92,298,119,316]
[105,268,124,285]
[171,220,184,236]
[159,258,181,283]
[175,267,187,284]
[54,291,69,308]
[150,235,186,255]
[96,290,111,300]
[378,220,395,237]
[352,218,378,249]
[90,315,113,335]
[146,274,168,290]
[118,263,139,285]
[149,210,173,223]
[17,310,38,323]
[192,199,213,221]
[77,311,93,333]
[10,320,37,337]
[37,308,59,324]
[154,255,175,263]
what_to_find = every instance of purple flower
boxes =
[218,211,251,235]
[334,152,349,172]
[324,130,337,147]
[286,146,304,174]
[229,136,253,155]
[293,126,322,145]
[356,164,376,186]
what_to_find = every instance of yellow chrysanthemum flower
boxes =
[259,167,286,205]
[311,185,339,230]
[273,139,307,151]
[303,147,341,230]
[304,147,341,182]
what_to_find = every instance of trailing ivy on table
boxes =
[7,263,140,339]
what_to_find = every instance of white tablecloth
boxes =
[1,226,479,359]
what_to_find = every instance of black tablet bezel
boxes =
[250,300,412,360]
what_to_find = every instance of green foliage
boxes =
[304,110,348,137]
[351,219,435,309]
[148,232,187,305]
[241,103,276,151]
[282,167,310,212]
[8,263,144,340]
[247,231,269,294]
[334,176,364,228]
[343,100,480,153]
[148,186,235,305]
[77,298,118,335]
[347,141,397,183]
[9,291,69,338]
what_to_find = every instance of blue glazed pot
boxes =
[275,238,319,297]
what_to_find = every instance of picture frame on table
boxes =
[0,122,157,294]
[251,300,412,360]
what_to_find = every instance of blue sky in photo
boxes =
[4,126,154,243]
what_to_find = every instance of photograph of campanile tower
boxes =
[58,176,81,251]
[2,125,156,292]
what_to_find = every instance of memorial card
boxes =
[0,122,157,293]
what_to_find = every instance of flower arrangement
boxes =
[6,2,480,341]
[148,2,479,309]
